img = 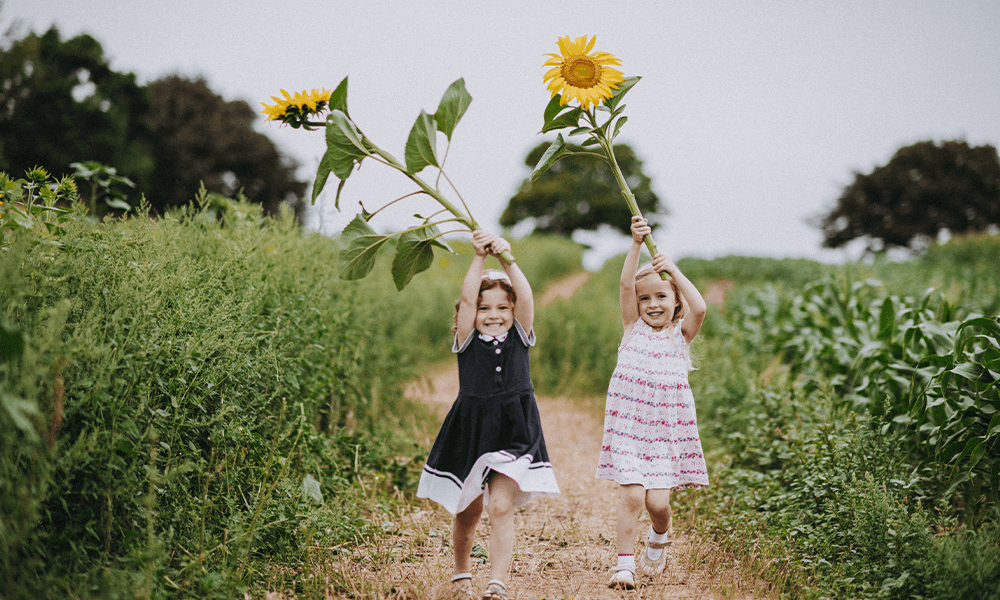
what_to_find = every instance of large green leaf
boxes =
[543,94,566,124]
[314,110,368,205]
[391,227,439,291]
[338,214,393,280]
[603,76,641,113]
[328,76,350,117]
[541,107,583,133]
[329,110,366,154]
[311,153,333,205]
[435,78,472,140]
[530,134,569,182]
[405,111,439,174]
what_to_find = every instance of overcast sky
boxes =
[8,1,1000,266]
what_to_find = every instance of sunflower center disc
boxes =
[562,55,601,88]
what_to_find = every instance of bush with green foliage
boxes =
[1,194,426,598]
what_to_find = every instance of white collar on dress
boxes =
[478,331,509,343]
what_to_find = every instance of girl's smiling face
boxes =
[476,287,514,336]
[635,276,678,332]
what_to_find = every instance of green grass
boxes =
[4,186,999,600]
[0,199,431,598]
[528,233,1000,599]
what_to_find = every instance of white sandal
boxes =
[450,573,475,598]
[637,526,671,576]
[481,579,507,600]
[607,566,636,589]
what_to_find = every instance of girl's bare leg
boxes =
[453,494,484,576]
[486,474,519,582]
[616,484,646,554]
[645,488,672,535]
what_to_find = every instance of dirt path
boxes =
[328,273,753,599]
[399,369,740,600]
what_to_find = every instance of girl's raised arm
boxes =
[455,232,491,343]
[494,237,535,334]
[650,253,707,343]
[620,216,648,331]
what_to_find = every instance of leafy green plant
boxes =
[0,198,428,598]
[70,160,136,215]
[0,167,80,248]
[262,79,517,290]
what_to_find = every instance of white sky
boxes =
[7,1,1000,266]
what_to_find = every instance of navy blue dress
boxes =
[417,320,560,514]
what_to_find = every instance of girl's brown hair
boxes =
[452,272,517,333]
[635,265,687,324]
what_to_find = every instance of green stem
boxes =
[363,140,515,264]
[595,132,667,280]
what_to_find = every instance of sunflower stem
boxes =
[594,132,666,279]
[362,139,515,264]
[367,191,424,220]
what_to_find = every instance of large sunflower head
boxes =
[260,88,333,127]
[543,35,625,110]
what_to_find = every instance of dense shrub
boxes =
[0,199,425,598]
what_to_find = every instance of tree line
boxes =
[4,24,998,253]
[0,26,305,217]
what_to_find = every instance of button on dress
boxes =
[417,320,560,514]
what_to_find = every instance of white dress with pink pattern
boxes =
[596,318,709,489]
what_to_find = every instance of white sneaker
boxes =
[637,526,671,576]
[607,567,635,589]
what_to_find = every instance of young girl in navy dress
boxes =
[417,231,560,600]
[597,216,709,589]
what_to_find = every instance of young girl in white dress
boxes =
[596,216,709,589]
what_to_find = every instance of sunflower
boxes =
[260,88,333,125]
[543,35,625,110]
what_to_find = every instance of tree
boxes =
[820,140,1000,253]
[0,23,306,218]
[146,76,306,217]
[0,26,153,194]
[500,141,664,237]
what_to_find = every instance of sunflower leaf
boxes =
[541,107,583,133]
[543,94,567,123]
[568,126,592,137]
[312,151,333,205]
[405,111,439,174]
[435,78,472,141]
[391,226,441,290]
[581,137,600,147]
[314,110,368,205]
[339,214,393,280]
[611,116,629,141]
[604,76,641,113]
[329,110,366,153]
[530,134,569,182]
[328,77,350,117]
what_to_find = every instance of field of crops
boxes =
[2,195,998,599]
[531,235,1000,599]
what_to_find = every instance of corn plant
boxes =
[744,278,999,520]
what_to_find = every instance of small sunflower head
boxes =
[543,35,625,110]
[260,88,333,128]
